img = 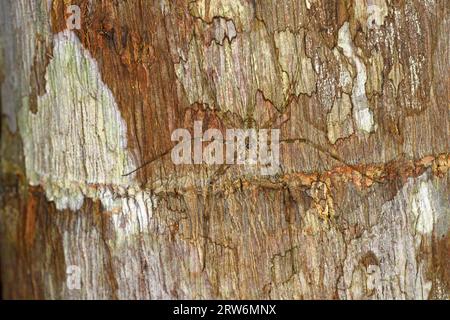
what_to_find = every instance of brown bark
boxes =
[0,0,449,299]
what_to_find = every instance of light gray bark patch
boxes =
[19,30,137,211]
[0,0,51,132]
[337,22,376,134]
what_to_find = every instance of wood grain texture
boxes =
[0,0,449,299]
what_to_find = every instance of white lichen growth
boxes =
[353,0,388,31]
[110,190,157,240]
[338,22,376,134]
[0,0,51,132]
[19,30,139,211]
[411,181,436,234]
[367,0,388,30]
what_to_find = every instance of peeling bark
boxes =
[0,0,449,299]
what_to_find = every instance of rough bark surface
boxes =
[0,0,449,299]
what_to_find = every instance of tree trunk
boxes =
[0,0,448,299]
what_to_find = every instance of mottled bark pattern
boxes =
[0,0,449,299]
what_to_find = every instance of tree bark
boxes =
[0,0,449,299]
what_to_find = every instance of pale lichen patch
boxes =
[0,0,51,132]
[332,48,353,95]
[19,30,137,211]
[211,18,237,45]
[175,23,317,119]
[189,0,254,32]
[354,0,388,31]
[109,190,158,241]
[326,93,354,144]
[337,22,376,134]
[305,0,312,10]
[340,171,444,299]
[367,0,388,30]
[274,30,316,96]
[411,180,437,235]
